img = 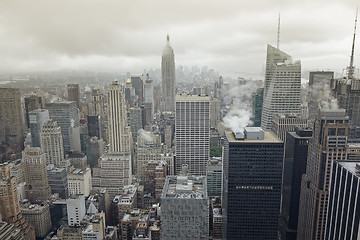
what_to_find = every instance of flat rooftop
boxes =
[338,161,360,177]
[176,94,210,102]
[226,131,282,143]
[162,175,207,199]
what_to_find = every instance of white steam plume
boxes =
[222,80,259,133]
[307,82,338,110]
[137,129,154,143]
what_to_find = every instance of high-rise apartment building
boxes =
[29,109,49,147]
[40,120,64,166]
[206,158,222,198]
[0,163,36,240]
[143,77,154,105]
[161,35,176,112]
[22,147,51,202]
[92,152,132,199]
[87,115,102,139]
[161,175,208,240]
[21,203,51,238]
[131,76,144,106]
[107,81,132,152]
[46,101,79,153]
[279,128,312,240]
[129,107,143,142]
[251,88,264,127]
[331,77,360,139]
[175,95,210,175]
[67,84,81,109]
[0,88,24,151]
[261,45,302,130]
[91,87,104,117]
[297,110,349,240]
[222,127,283,240]
[47,166,68,199]
[24,93,44,128]
[271,114,308,145]
[68,168,92,197]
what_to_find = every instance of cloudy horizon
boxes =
[0,0,358,77]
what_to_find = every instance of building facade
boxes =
[46,101,80,153]
[0,88,24,152]
[161,35,176,112]
[22,147,51,202]
[222,128,284,240]
[261,45,302,130]
[107,81,132,152]
[279,128,312,240]
[175,95,210,175]
[161,175,208,240]
[29,109,49,147]
[325,161,360,240]
[297,110,349,240]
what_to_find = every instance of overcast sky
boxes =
[0,0,358,77]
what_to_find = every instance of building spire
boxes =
[348,7,358,79]
[167,34,170,43]
[277,12,280,49]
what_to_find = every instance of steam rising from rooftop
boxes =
[222,79,259,133]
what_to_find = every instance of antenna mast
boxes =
[348,7,358,79]
[277,13,280,49]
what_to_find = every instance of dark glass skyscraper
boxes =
[222,127,283,240]
[325,161,360,240]
[279,127,312,240]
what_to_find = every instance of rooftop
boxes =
[176,94,210,102]
[162,175,207,199]
[226,130,282,143]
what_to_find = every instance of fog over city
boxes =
[0,0,358,75]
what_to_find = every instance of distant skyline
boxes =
[0,0,358,77]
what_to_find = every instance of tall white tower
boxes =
[161,35,176,112]
[175,95,210,175]
[261,44,301,130]
[107,81,132,152]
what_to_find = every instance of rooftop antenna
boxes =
[348,7,358,79]
[277,12,280,49]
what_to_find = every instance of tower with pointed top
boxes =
[161,35,176,112]
[261,45,302,130]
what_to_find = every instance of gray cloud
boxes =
[0,0,358,75]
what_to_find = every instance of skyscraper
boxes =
[92,152,132,199]
[46,101,79,153]
[40,120,64,166]
[279,127,312,240]
[0,88,24,151]
[175,95,210,175]
[325,161,360,240]
[222,127,283,240]
[67,84,81,109]
[297,110,349,240]
[22,147,51,202]
[261,45,302,130]
[161,35,176,112]
[24,93,44,128]
[0,163,36,240]
[161,175,209,240]
[29,109,49,147]
[251,88,264,127]
[107,81,132,153]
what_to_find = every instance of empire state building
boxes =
[161,35,176,112]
